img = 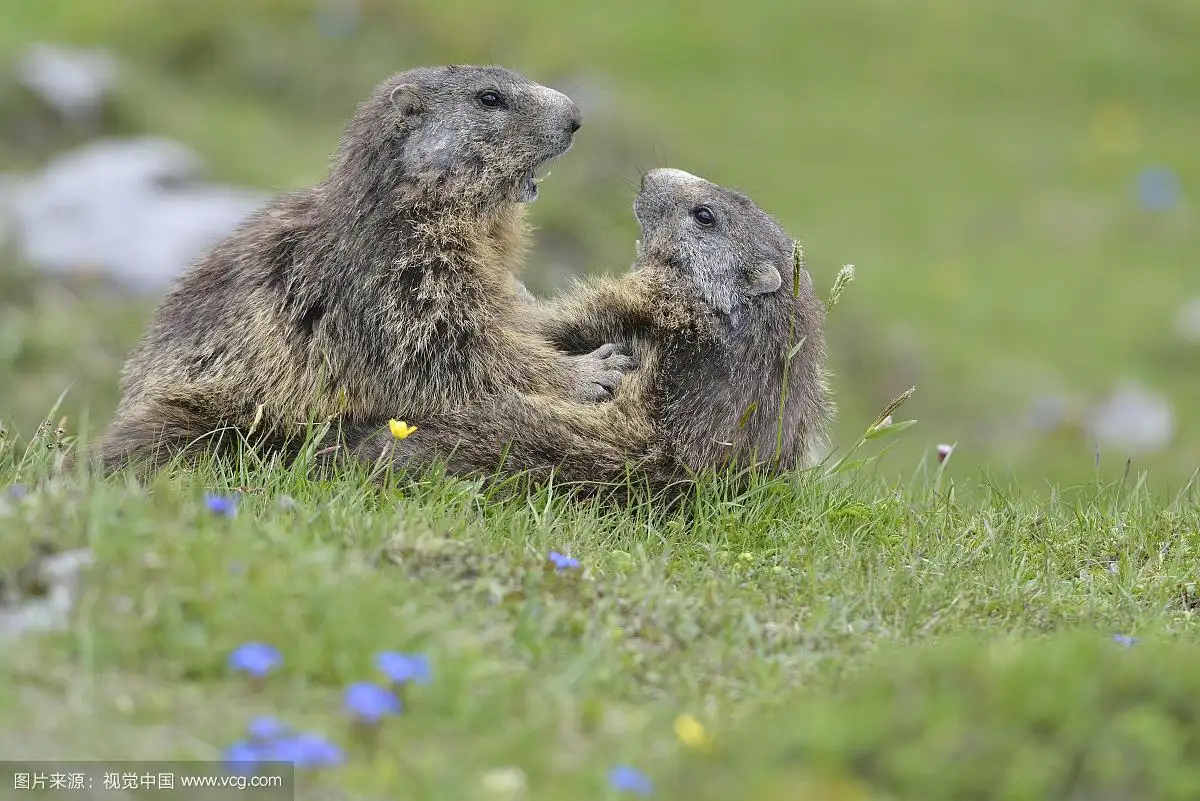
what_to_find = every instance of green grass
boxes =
[3,2,1200,797]
[3,426,1200,798]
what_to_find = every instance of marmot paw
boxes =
[570,343,638,402]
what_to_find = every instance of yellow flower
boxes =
[1089,102,1140,155]
[674,713,712,749]
[389,419,417,439]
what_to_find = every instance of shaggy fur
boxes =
[352,168,833,493]
[96,65,633,474]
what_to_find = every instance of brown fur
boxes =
[349,168,833,495]
[95,65,633,474]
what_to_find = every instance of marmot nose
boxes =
[643,168,696,190]
[641,170,663,191]
[567,104,582,134]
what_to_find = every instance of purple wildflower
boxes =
[375,652,432,686]
[205,493,238,518]
[247,716,290,743]
[342,682,401,723]
[266,732,345,768]
[228,643,282,678]
[548,551,580,571]
[608,765,654,795]
[223,741,261,775]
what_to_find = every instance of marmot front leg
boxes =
[533,275,658,356]
[510,327,636,404]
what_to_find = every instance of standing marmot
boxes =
[351,167,832,491]
[95,65,634,473]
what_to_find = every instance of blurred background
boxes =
[0,0,1196,493]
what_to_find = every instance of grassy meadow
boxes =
[2,1,1200,798]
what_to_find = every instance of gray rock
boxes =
[25,135,205,189]
[1174,297,1200,344]
[0,173,19,247]
[1027,393,1076,433]
[0,548,94,645]
[1087,381,1175,456]
[8,137,267,291]
[15,42,119,126]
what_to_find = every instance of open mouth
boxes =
[518,162,555,204]
[520,172,547,203]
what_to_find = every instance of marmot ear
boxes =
[388,84,423,118]
[745,262,783,296]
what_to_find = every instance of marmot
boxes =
[349,167,832,492]
[95,65,634,474]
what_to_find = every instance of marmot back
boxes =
[96,65,633,475]
[356,167,832,494]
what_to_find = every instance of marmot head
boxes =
[333,65,581,210]
[632,168,810,322]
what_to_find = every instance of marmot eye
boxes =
[691,206,716,227]
[476,90,504,109]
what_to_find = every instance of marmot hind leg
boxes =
[96,399,273,477]
[341,394,659,489]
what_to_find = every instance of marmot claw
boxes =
[571,343,638,402]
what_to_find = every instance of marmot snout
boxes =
[372,65,582,206]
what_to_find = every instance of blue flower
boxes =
[608,765,653,795]
[343,682,402,723]
[205,493,238,518]
[1112,634,1139,648]
[548,551,580,571]
[265,732,345,768]
[228,643,282,678]
[223,741,261,775]
[5,485,27,501]
[375,651,432,686]
[247,716,290,743]
[1136,165,1181,212]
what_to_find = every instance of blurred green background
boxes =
[1,0,1197,492]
